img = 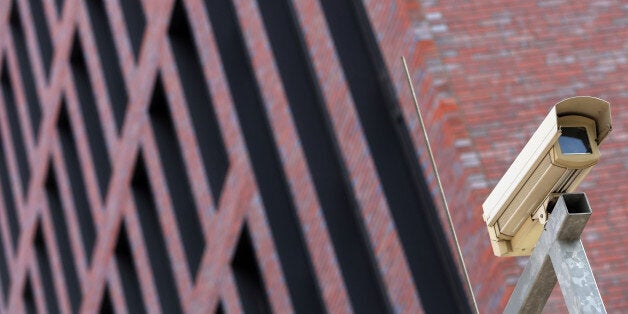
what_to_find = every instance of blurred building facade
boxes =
[0,0,626,313]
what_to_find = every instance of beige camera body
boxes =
[482,96,612,256]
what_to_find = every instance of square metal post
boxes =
[504,193,606,313]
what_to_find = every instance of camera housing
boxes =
[482,96,612,256]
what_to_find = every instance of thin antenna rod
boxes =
[401,56,479,314]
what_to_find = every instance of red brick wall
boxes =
[1,0,625,313]
[374,0,628,312]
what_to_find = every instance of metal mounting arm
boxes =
[505,193,606,313]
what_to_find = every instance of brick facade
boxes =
[403,1,628,312]
[0,0,626,313]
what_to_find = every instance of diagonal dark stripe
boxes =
[318,0,472,312]
[10,6,42,137]
[84,0,128,133]
[148,76,206,279]
[231,225,272,314]
[167,1,229,206]
[132,152,183,313]
[28,0,53,78]
[255,0,391,312]
[45,165,81,313]
[202,0,325,312]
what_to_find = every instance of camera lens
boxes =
[559,127,592,154]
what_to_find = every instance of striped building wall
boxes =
[1,0,627,313]
[0,0,468,313]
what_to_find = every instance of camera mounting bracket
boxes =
[505,193,605,313]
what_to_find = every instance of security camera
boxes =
[482,96,612,257]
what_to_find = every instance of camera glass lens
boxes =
[559,127,592,154]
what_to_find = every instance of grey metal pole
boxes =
[550,239,605,313]
[504,193,606,314]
